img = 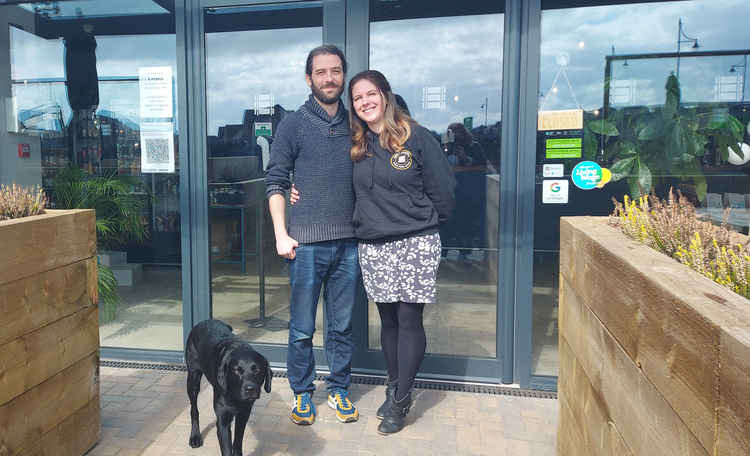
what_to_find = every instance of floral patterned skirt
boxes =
[358,232,442,304]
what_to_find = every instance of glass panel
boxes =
[20,0,171,17]
[369,0,503,358]
[535,0,750,376]
[204,4,323,344]
[3,2,183,350]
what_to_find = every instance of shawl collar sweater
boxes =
[265,95,355,243]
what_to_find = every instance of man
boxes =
[265,44,360,425]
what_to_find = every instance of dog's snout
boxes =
[243,383,260,398]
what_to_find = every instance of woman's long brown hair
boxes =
[348,70,412,161]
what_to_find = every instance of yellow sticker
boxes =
[597,167,612,188]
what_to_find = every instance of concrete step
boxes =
[110,263,142,287]
[98,251,128,266]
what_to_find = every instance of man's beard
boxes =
[311,81,344,105]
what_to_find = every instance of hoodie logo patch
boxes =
[390,150,413,170]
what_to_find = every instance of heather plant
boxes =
[0,181,122,321]
[0,183,47,220]
[610,189,749,299]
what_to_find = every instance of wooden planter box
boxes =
[0,209,100,456]
[557,216,750,456]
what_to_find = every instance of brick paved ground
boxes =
[87,365,558,456]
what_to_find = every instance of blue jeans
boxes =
[287,238,361,394]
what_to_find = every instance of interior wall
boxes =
[0,6,42,188]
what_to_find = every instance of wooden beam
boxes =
[15,397,100,456]
[0,353,98,454]
[0,258,96,347]
[0,210,95,287]
[559,275,708,456]
[558,335,633,456]
[717,325,750,454]
[560,217,732,451]
[0,306,99,406]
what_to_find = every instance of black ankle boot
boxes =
[377,389,411,435]
[376,379,398,420]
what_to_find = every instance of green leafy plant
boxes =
[52,167,149,322]
[0,183,47,220]
[585,73,745,200]
[52,167,148,250]
[610,189,749,299]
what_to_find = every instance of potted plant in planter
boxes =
[557,192,749,455]
[51,166,148,322]
[0,183,100,456]
[584,73,745,200]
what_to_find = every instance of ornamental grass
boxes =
[0,183,47,221]
[609,189,749,300]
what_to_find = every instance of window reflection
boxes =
[204,6,323,344]
[370,2,503,358]
[4,2,182,351]
[534,0,750,377]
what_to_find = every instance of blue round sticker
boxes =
[571,161,602,190]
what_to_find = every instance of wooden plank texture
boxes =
[16,396,100,456]
[559,275,708,456]
[558,335,632,456]
[716,325,750,454]
[0,209,95,287]
[0,353,99,455]
[557,390,586,456]
[0,258,97,347]
[560,217,732,451]
[0,305,99,406]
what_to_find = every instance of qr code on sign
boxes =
[145,138,169,163]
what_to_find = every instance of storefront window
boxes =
[534,0,750,376]
[2,2,182,350]
[204,4,323,344]
[370,0,503,358]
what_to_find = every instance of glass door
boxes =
[196,0,507,382]
[360,0,507,381]
[3,1,185,353]
[201,1,334,360]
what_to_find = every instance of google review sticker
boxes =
[543,180,569,204]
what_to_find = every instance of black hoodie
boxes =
[352,124,456,241]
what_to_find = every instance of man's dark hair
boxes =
[305,44,347,76]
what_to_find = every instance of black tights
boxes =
[376,301,426,400]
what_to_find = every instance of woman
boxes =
[445,122,487,171]
[441,122,489,261]
[349,70,455,435]
[291,70,455,434]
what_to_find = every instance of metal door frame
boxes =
[96,0,526,387]
[184,0,522,385]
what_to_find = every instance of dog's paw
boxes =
[189,434,203,448]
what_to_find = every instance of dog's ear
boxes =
[216,346,230,391]
[263,358,272,393]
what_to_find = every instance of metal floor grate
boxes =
[100,359,557,399]
[101,359,187,371]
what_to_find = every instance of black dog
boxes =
[185,319,272,456]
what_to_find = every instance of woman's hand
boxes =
[289,184,300,205]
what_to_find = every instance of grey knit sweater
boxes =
[264,95,355,243]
